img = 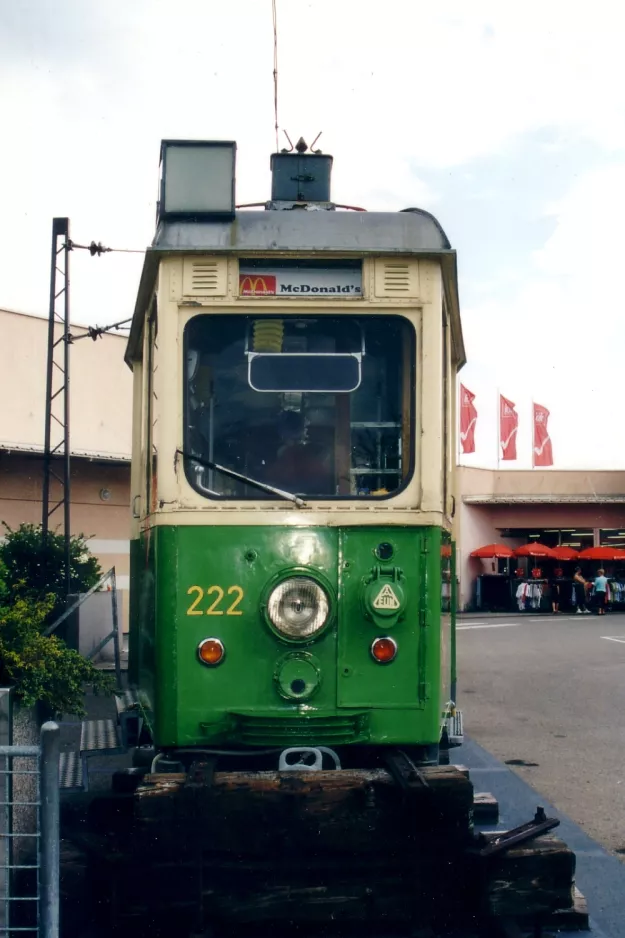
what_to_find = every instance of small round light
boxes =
[371,636,397,664]
[267,577,330,640]
[197,638,225,667]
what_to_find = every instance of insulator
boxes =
[253,320,284,352]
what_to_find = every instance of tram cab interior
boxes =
[184,310,413,502]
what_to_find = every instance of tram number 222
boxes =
[186,585,244,616]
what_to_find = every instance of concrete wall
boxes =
[456,501,501,609]
[0,307,131,460]
[459,465,625,499]
[491,469,625,498]
[0,453,130,627]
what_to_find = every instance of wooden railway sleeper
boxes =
[188,757,218,787]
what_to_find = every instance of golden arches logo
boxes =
[239,274,276,296]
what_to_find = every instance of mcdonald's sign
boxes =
[239,274,277,296]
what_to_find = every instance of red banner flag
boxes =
[533,402,553,467]
[499,395,518,461]
[459,384,477,453]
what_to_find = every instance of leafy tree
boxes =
[1,523,102,626]
[0,595,111,715]
[0,523,111,715]
[0,559,8,604]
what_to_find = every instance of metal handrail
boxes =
[43,568,113,635]
[43,568,121,688]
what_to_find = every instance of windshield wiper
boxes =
[177,450,307,508]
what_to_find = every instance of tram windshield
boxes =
[183,315,414,499]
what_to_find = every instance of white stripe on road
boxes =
[457,623,520,630]
[601,636,625,644]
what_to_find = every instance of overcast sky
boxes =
[1,0,624,470]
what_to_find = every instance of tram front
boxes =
[126,139,465,765]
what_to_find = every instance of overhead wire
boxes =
[66,239,145,256]
[55,240,139,340]
[69,317,133,343]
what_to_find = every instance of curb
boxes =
[459,611,566,619]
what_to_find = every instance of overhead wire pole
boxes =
[42,217,72,597]
[41,220,139,597]
[40,219,140,606]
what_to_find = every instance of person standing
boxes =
[594,568,609,616]
[550,576,560,614]
[573,566,590,614]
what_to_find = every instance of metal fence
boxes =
[0,723,60,938]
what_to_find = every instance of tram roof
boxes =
[126,209,464,365]
[151,207,452,253]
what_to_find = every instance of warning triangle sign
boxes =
[372,583,400,610]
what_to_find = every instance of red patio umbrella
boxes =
[470,543,514,559]
[577,546,625,561]
[514,542,557,558]
[550,546,579,561]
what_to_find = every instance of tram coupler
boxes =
[278,746,342,771]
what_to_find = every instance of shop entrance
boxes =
[472,527,625,613]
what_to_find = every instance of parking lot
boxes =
[458,611,625,858]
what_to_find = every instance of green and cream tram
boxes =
[125,139,465,767]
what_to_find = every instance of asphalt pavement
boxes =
[457,610,625,859]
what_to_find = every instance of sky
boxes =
[1,0,625,470]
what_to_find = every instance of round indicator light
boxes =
[370,636,398,664]
[197,638,225,667]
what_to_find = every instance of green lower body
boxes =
[128,523,455,751]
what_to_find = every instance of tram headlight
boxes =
[267,577,330,640]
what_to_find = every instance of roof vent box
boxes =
[270,153,333,202]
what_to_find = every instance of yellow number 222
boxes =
[186,585,244,616]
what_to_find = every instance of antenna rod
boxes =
[272,0,279,151]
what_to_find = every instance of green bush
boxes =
[0,523,112,715]
[0,595,111,715]
[0,559,8,605]
[1,523,102,626]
